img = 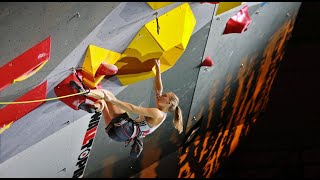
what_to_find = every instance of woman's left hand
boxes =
[103,90,117,102]
[155,59,160,68]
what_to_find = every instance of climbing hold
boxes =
[223,5,252,35]
[95,62,118,77]
[54,70,98,111]
[0,81,48,134]
[241,64,244,68]
[200,2,219,4]
[215,2,242,16]
[116,3,196,86]
[255,10,260,15]
[81,44,121,88]
[0,36,51,91]
[201,56,214,67]
[286,12,290,17]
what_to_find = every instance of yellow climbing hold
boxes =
[145,3,196,51]
[82,45,121,88]
[115,3,196,86]
[215,2,242,16]
[122,27,164,63]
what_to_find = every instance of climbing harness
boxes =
[105,115,142,147]
[119,118,142,147]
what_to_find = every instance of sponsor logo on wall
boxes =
[73,111,101,178]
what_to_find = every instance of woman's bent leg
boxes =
[89,89,126,117]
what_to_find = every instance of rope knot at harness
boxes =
[120,119,142,147]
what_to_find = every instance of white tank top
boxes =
[136,111,167,137]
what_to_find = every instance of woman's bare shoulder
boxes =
[146,110,165,127]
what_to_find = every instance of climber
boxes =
[69,59,183,143]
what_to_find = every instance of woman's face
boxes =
[157,93,171,107]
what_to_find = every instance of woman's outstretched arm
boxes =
[154,59,163,99]
[103,91,162,119]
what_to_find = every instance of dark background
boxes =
[219,2,320,178]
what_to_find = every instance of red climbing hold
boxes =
[95,62,118,77]
[200,2,219,4]
[201,56,214,67]
[0,36,51,92]
[223,5,252,34]
[54,70,99,111]
[0,81,48,129]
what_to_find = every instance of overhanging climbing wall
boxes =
[0,2,301,178]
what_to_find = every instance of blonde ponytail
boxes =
[173,106,183,134]
[167,92,183,134]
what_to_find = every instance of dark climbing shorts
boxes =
[105,113,135,142]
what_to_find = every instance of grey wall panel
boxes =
[0,2,120,164]
[190,3,216,35]
[187,2,301,132]
[0,2,120,102]
[0,99,84,163]
[0,114,95,178]
[180,2,301,177]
